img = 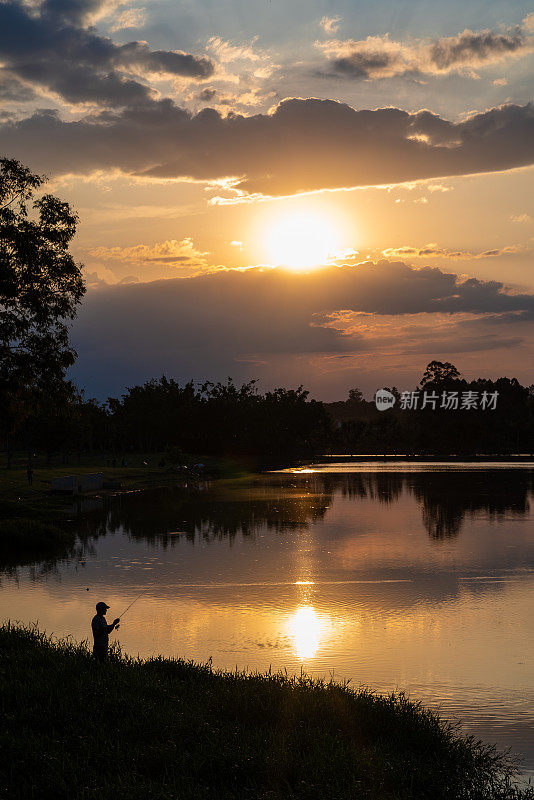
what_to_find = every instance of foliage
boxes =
[1,623,531,800]
[4,360,534,461]
[108,377,330,462]
[333,362,534,455]
[0,157,85,462]
[0,157,85,384]
[421,361,461,386]
[347,387,364,403]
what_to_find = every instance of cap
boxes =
[96,601,110,612]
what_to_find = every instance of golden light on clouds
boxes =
[262,210,346,270]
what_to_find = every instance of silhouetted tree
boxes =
[106,377,329,463]
[329,361,534,456]
[347,388,364,404]
[0,158,85,465]
[420,361,461,386]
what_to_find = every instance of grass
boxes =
[1,624,532,800]
[0,452,250,504]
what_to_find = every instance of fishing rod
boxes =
[117,580,157,621]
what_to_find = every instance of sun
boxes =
[263,210,343,271]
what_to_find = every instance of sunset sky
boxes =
[1,0,534,398]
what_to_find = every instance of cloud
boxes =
[319,17,534,80]
[194,35,279,114]
[83,269,113,288]
[0,72,36,102]
[198,87,217,101]
[320,16,341,35]
[381,243,528,259]
[69,261,534,397]
[319,309,524,357]
[2,98,534,198]
[206,36,263,63]
[215,87,278,111]
[0,0,213,107]
[510,213,531,223]
[429,27,527,71]
[320,37,409,80]
[39,0,116,26]
[426,184,453,193]
[88,237,209,274]
[109,6,146,32]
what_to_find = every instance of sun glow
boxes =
[289,605,322,659]
[264,210,344,271]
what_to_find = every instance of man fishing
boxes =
[91,601,120,662]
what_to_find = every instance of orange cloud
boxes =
[381,244,528,260]
[89,238,210,274]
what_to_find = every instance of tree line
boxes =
[13,377,330,464]
[331,361,534,455]
[9,362,534,463]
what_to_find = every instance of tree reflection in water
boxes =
[4,469,534,574]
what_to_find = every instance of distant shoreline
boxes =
[315,454,534,462]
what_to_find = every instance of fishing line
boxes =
[118,580,157,619]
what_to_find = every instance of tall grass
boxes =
[0,623,532,799]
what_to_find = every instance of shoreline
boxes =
[2,622,531,800]
[313,454,534,462]
[0,456,253,567]
[2,456,533,566]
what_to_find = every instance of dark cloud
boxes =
[1,98,534,196]
[429,28,526,71]
[40,0,109,25]
[198,87,217,101]
[0,0,213,107]
[330,51,401,80]
[323,21,533,80]
[69,262,534,397]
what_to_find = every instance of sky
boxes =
[1,0,534,400]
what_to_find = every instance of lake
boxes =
[2,463,534,780]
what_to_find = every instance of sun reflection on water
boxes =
[289,605,322,659]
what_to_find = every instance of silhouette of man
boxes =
[91,602,120,662]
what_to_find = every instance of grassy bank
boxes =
[0,624,531,800]
[0,452,250,503]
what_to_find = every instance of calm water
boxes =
[2,463,534,778]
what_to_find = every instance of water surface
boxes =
[2,464,534,778]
